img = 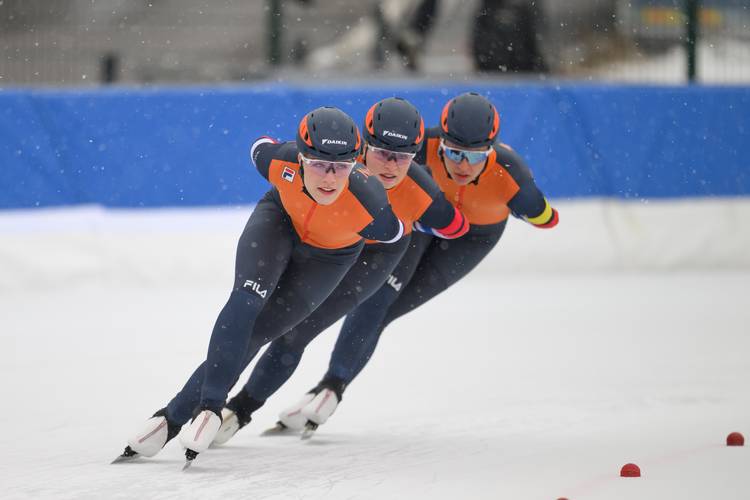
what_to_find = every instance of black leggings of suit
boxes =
[236,235,412,405]
[165,194,362,424]
[325,221,506,387]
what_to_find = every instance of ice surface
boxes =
[1,203,749,499]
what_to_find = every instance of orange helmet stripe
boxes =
[298,115,313,147]
[415,117,425,144]
[440,99,452,133]
[489,108,500,139]
[365,104,376,135]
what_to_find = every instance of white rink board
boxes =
[1,199,749,499]
[1,198,749,293]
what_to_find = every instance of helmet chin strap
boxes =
[438,147,455,181]
[297,157,306,180]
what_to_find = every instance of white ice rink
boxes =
[1,200,749,499]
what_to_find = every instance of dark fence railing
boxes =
[1,0,748,86]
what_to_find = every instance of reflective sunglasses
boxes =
[439,139,491,165]
[300,154,356,178]
[367,144,416,166]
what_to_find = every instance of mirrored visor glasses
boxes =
[439,140,491,165]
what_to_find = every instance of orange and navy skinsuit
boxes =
[422,127,559,229]
[252,137,405,248]
[310,126,559,395]
[166,137,406,421]
[229,155,470,410]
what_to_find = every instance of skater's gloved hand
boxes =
[515,202,559,229]
[413,211,469,239]
[531,207,558,229]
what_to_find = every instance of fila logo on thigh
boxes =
[386,274,402,292]
[243,279,268,298]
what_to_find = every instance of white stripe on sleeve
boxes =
[379,219,404,244]
[250,137,277,165]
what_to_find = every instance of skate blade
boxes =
[111,453,139,464]
[300,422,318,440]
[111,446,140,464]
[182,449,198,470]
[260,422,293,436]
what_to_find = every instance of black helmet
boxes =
[296,107,362,162]
[363,97,425,154]
[440,92,500,149]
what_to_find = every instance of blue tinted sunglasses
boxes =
[440,140,491,165]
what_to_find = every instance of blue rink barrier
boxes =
[1,83,748,208]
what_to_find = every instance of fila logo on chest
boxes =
[282,166,296,183]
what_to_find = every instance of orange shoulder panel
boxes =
[386,175,434,235]
[269,158,305,194]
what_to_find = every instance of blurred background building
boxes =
[1,0,748,86]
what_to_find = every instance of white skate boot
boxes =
[300,388,340,439]
[180,409,222,468]
[276,392,316,431]
[213,408,241,446]
[112,408,181,463]
[213,391,265,445]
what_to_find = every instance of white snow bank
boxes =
[0,198,748,292]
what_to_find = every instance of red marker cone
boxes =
[727,432,744,446]
[620,463,641,477]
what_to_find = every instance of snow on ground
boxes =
[1,200,749,499]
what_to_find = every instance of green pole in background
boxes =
[268,0,282,66]
[685,0,698,82]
